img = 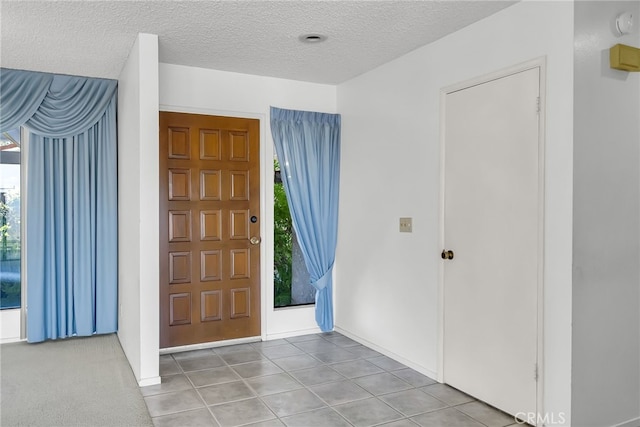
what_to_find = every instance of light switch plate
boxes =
[399,217,412,233]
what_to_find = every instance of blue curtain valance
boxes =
[0,68,117,137]
[270,107,341,127]
[0,69,52,132]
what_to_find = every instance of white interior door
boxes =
[442,67,541,417]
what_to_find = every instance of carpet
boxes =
[0,333,153,427]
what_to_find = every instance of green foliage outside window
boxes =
[0,192,20,253]
[273,160,293,307]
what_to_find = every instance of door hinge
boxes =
[536,97,541,113]
[534,363,539,381]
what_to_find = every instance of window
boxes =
[0,129,21,309]
[273,158,314,308]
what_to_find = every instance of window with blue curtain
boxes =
[270,106,341,332]
[0,68,118,342]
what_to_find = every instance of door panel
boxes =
[443,68,541,417]
[160,112,261,349]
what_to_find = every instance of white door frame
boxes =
[437,57,547,420]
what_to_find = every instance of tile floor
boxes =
[142,332,520,427]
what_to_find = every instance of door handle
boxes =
[441,250,454,260]
[250,236,262,245]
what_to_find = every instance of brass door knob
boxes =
[441,250,454,260]
[250,236,262,245]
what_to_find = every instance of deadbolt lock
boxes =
[441,250,454,260]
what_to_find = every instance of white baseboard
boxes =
[334,326,438,380]
[263,327,322,341]
[0,337,25,344]
[612,416,640,427]
[138,376,161,387]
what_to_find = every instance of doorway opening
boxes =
[159,112,262,349]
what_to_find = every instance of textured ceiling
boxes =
[0,1,515,84]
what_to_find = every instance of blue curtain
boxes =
[0,69,53,131]
[0,68,118,342]
[270,106,341,332]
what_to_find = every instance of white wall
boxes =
[572,2,640,426]
[336,0,574,422]
[117,33,160,387]
[0,309,21,343]
[158,63,337,340]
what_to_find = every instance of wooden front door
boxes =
[159,112,261,349]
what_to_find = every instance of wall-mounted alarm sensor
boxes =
[616,12,634,36]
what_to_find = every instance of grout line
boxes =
[210,347,277,427]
